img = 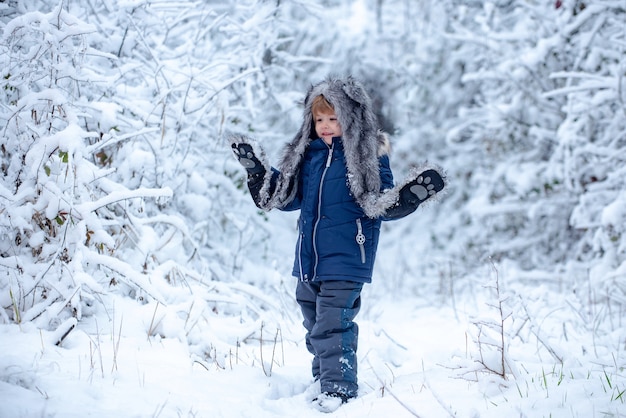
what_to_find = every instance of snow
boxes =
[602,193,626,229]
[2,0,625,417]
[2,289,622,417]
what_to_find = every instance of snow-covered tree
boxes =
[1,0,623,377]
[439,1,626,308]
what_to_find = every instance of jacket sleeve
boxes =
[276,169,302,212]
[379,155,413,221]
[381,188,419,221]
[379,154,394,191]
[380,154,420,221]
[248,166,301,211]
[248,167,279,210]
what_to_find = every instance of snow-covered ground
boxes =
[1,275,623,417]
[1,1,625,417]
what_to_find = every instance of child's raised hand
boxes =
[384,168,445,220]
[232,143,264,177]
[404,169,444,204]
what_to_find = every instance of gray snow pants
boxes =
[295,280,363,398]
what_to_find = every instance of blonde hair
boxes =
[311,95,335,116]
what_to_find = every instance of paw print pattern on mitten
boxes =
[232,143,258,170]
[383,168,445,219]
[409,169,444,202]
[410,175,434,200]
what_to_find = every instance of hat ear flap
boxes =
[302,86,317,139]
[341,76,368,106]
[302,85,313,106]
[305,111,316,139]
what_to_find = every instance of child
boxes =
[229,75,444,412]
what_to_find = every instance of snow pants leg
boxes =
[295,280,363,398]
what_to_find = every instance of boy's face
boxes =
[314,111,342,145]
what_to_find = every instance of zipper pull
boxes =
[326,143,334,167]
[356,218,366,264]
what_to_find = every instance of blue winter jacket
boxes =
[277,137,394,283]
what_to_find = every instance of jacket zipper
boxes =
[311,142,334,280]
[355,218,366,264]
[297,224,305,281]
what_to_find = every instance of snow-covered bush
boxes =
[0,4,173,329]
[0,0,312,358]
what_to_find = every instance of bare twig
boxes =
[422,361,457,418]
[260,322,268,376]
[366,358,422,418]
[112,315,123,373]
[470,259,511,379]
[147,302,162,340]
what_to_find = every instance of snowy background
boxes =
[1,0,625,416]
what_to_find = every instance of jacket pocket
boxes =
[355,218,366,264]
